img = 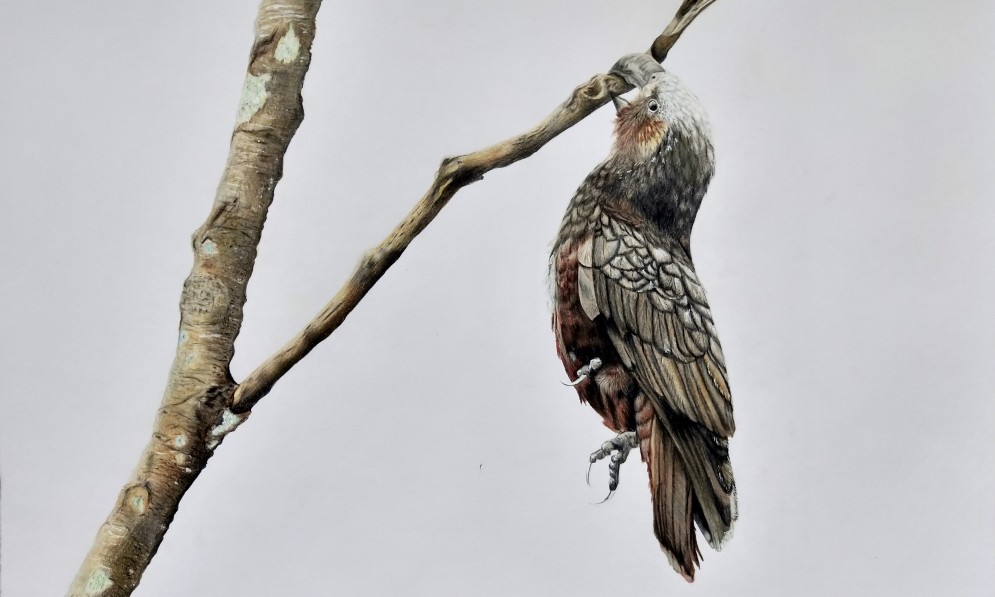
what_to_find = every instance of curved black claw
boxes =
[587,431,639,500]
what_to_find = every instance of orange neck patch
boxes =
[613,105,667,161]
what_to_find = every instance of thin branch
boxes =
[231,0,718,413]
[650,0,718,62]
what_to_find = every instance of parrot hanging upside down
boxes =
[551,54,736,581]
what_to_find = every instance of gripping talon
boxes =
[595,490,615,505]
[564,357,604,386]
[563,374,588,387]
[586,431,639,498]
[586,439,614,485]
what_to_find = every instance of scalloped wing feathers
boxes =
[587,211,734,437]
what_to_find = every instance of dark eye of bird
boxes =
[647,100,659,113]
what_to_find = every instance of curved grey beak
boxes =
[611,93,630,114]
[609,53,665,87]
[609,53,664,115]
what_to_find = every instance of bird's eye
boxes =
[647,100,660,113]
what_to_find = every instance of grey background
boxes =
[2,1,993,595]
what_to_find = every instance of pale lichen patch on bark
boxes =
[236,73,272,124]
[125,486,149,515]
[274,25,301,63]
[200,239,219,256]
[82,567,114,596]
[212,409,241,435]
[173,434,187,449]
[206,408,245,450]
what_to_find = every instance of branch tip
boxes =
[649,0,718,63]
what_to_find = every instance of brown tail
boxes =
[635,393,737,581]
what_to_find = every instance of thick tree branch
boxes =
[232,0,718,413]
[66,2,321,596]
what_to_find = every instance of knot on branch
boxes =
[439,155,484,186]
[565,76,608,111]
[568,74,631,113]
[604,73,634,97]
[580,75,608,100]
[439,155,463,177]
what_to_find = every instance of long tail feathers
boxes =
[635,393,737,582]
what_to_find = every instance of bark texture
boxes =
[66,2,321,596]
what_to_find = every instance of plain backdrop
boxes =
[1,1,993,596]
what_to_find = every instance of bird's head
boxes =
[611,79,670,161]
[604,55,716,242]
[610,69,713,170]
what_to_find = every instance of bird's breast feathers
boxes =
[612,108,668,162]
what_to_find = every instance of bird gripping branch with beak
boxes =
[551,53,736,581]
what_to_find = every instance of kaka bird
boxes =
[551,54,736,581]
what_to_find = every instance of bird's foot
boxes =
[587,431,639,501]
[564,357,603,386]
